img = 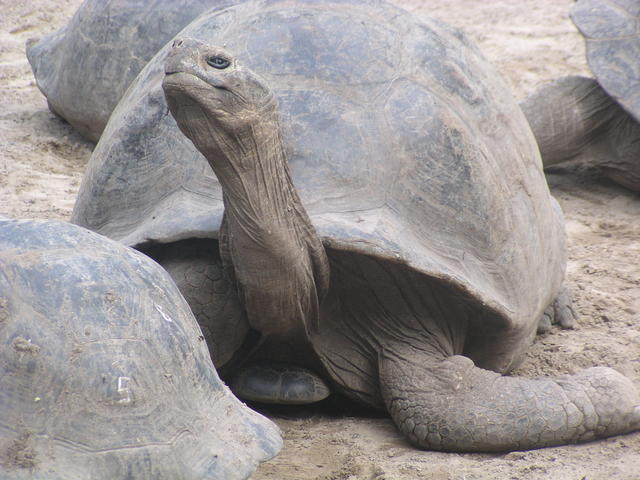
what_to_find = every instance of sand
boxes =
[1,1,638,478]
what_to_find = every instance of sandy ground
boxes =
[1,0,639,479]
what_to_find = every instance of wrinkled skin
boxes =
[162,38,640,452]
[522,76,640,192]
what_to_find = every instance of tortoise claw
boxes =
[553,286,577,329]
[538,286,577,334]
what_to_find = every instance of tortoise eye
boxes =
[207,56,231,69]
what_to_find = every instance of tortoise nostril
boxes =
[172,39,184,48]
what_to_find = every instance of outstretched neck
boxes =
[204,112,329,346]
[211,117,304,227]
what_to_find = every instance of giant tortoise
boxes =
[522,0,640,192]
[0,218,281,479]
[26,0,237,142]
[72,0,640,451]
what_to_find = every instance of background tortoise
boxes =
[0,218,281,478]
[522,0,640,192]
[26,0,237,142]
[72,0,640,451]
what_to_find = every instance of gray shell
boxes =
[73,0,565,375]
[26,0,236,142]
[0,219,280,479]
[571,0,640,121]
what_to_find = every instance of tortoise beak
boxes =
[164,38,189,76]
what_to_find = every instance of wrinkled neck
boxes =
[197,110,329,346]
[206,116,300,225]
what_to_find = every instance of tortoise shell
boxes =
[27,0,237,141]
[0,219,280,478]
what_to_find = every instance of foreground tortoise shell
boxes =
[0,219,281,479]
[73,0,640,451]
[522,0,640,191]
[26,0,236,142]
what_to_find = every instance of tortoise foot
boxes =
[538,286,577,334]
[231,363,330,405]
[553,286,577,329]
[380,346,640,452]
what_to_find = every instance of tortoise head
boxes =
[162,38,277,156]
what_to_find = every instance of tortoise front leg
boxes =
[521,76,621,168]
[142,239,250,368]
[522,75,640,192]
[379,342,640,452]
